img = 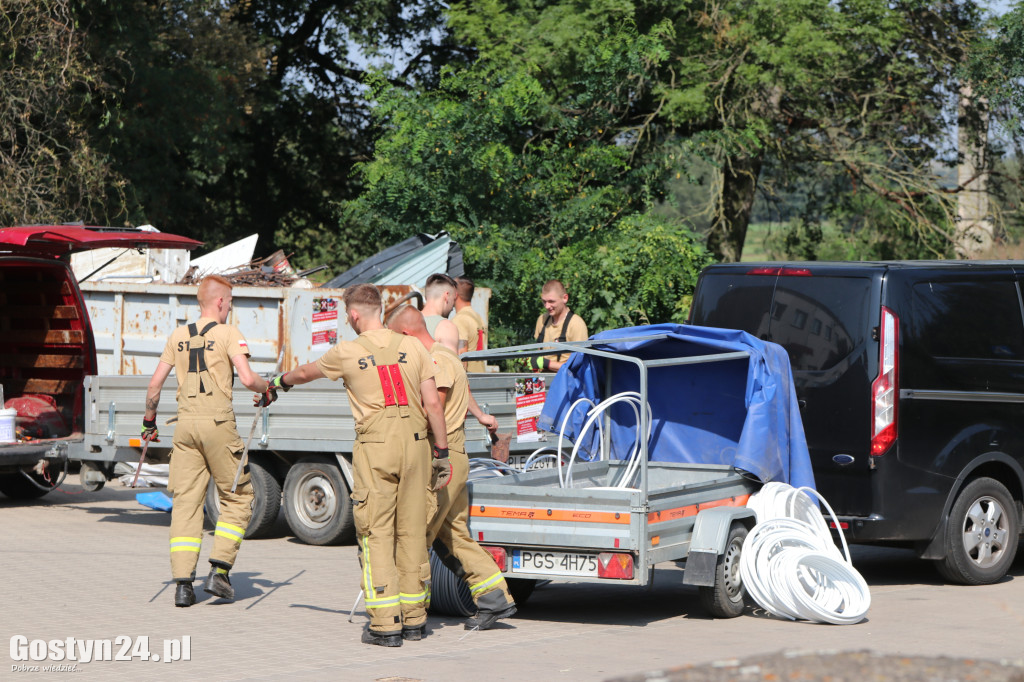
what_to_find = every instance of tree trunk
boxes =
[955,82,991,258]
[706,153,764,262]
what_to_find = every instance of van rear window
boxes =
[911,281,1024,360]
[769,278,871,370]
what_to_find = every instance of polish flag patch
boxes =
[238,340,248,347]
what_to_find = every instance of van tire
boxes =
[203,454,281,539]
[935,477,1019,585]
[283,456,354,545]
[0,471,54,499]
[698,522,748,618]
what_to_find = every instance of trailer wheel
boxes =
[283,455,353,545]
[507,578,537,606]
[698,522,748,619]
[934,477,1019,585]
[203,454,281,539]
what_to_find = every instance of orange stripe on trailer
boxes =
[470,505,630,524]
[647,494,751,525]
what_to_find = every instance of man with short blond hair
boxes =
[268,284,449,647]
[144,274,272,607]
[387,306,515,631]
[530,279,588,372]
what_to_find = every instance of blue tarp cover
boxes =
[537,323,815,489]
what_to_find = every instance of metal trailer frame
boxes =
[461,337,759,589]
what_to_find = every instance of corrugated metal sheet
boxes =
[369,236,451,288]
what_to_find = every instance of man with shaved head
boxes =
[388,305,516,632]
[144,275,272,607]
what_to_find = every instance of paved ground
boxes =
[4,473,1024,681]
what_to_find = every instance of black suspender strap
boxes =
[536,311,574,344]
[185,321,218,397]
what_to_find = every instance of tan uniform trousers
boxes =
[428,430,513,606]
[168,416,252,581]
[351,411,430,633]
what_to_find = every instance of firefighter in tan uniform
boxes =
[387,306,517,631]
[529,279,588,372]
[452,276,487,372]
[271,284,449,647]
[143,275,273,607]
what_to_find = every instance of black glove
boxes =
[141,417,159,442]
[254,374,291,407]
[526,356,550,372]
[431,445,452,491]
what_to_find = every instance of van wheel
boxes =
[283,455,354,545]
[203,454,282,539]
[935,477,1019,585]
[0,471,54,499]
[698,522,748,618]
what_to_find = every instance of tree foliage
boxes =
[348,26,711,340]
[0,0,124,226]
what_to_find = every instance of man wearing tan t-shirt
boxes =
[529,279,588,372]
[143,275,272,607]
[270,284,448,648]
[387,306,516,631]
[452,276,487,373]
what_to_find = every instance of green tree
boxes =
[447,0,985,261]
[348,27,711,340]
[0,0,124,225]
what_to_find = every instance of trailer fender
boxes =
[681,507,756,587]
[333,453,355,491]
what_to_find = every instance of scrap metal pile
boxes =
[179,252,299,287]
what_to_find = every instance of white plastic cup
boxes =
[0,407,16,443]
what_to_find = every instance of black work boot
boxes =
[174,581,196,607]
[401,624,426,641]
[361,628,403,647]
[203,568,234,600]
[464,590,517,630]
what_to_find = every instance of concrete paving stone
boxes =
[4,474,1024,681]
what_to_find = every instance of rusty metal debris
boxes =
[178,252,301,287]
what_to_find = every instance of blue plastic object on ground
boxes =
[537,323,815,489]
[136,491,173,512]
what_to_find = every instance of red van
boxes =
[0,225,201,499]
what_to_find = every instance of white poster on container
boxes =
[311,297,339,351]
[515,376,547,443]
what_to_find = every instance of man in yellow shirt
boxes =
[270,284,449,647]
[529,279,588,372]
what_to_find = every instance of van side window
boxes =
[911,281,1024,360]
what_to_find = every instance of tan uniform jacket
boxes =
[159,317,249,416]
[429,342,469,440]
[453,306,487,373]
[314,328,435,427]
[533,311,589,366]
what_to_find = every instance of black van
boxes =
[690,261,1024,585]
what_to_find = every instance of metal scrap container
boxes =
[80,281,417,376]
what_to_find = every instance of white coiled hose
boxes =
[740,482,871,625]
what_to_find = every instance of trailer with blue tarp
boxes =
[461,324,814,618]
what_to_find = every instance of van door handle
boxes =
[798,399,806,410]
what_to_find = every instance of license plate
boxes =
[507,453,555,471]
[512,550,598,577]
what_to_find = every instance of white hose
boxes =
[557,392,651,489]
[740,483,871,625]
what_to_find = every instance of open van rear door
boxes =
[0,225,202,254]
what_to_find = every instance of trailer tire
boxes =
[934,477,1018,585]
[507,578,537,606]
[203,454,281,539]
[698,522,748,619]
[283,455,353,546]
